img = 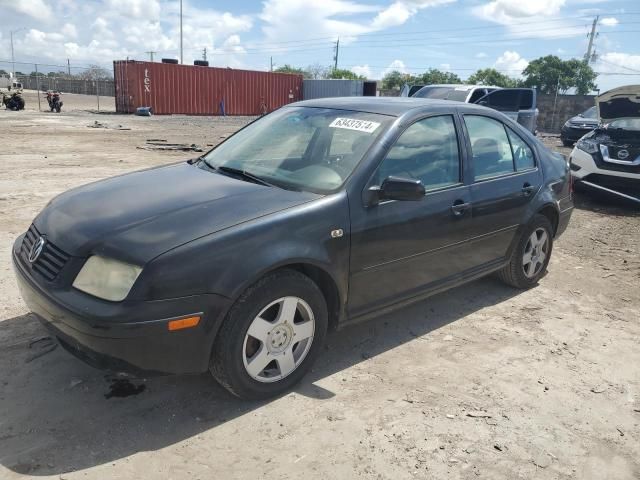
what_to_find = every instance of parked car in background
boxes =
[412,85,538,134]
[400,84,425,97]
[570,85,640,204]
[412,84,499,103]
[560,106,599,147]
[13,97,573,399]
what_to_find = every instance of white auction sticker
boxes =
[329,117,380,133]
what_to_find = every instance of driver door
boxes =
[348,114,475,317]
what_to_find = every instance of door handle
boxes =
[451,201,471,217]
[522,183,536,196]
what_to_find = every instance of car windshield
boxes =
[203,107,391,193]
[413,86,469,102]
[583,106,597,119]
[607,118,640,130]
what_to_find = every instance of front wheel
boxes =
[498,214,554,289]
[210,269,328,399]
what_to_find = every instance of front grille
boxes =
[21,224,70,281]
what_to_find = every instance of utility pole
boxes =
[333,38,340,71]
[67,58,71,76]
[179,0,183,64]
[584,16,599,63]
[10,28,26,77]
[146,51,156,62]
[270,56,273,72]
[203,47,207,61]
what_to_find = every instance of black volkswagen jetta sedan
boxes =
[14,98,573,399]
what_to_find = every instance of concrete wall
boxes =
[536,94,596,133]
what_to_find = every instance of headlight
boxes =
[576,138,598,155]
[73,256,142,301]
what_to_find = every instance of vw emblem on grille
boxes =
[28,237,46,263]
[617,149,630,160]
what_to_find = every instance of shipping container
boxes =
[113,60,303,115]
[302,79,378,100]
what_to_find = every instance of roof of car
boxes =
[289,97,473,116]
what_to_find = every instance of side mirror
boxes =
[367,176,425,205]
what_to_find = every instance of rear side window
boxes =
[464,116,515,180]
[506,127,535,170]
[377,115,460,190]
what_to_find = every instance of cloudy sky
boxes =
[0,0,638,90]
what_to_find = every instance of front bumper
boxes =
[570,148,640,202]
[13,242,231,376]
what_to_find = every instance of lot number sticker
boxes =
[329,118,380,133]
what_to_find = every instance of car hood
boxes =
[568,114,598,126]
[597,85,640,122]
[34,162,319,263]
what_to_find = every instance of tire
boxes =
[210,269,328,399]
[561,139,573,147]
[498,214,554,289]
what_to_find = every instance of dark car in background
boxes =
[13,97,573,399]
[560,106,599,147]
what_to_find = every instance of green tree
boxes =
[382,70,416,90]
[274,64,306,76]
[328,68,365,80]
[522,55,597,94]
[0,69,8,76]
[467,68,519,87]
[418,68,462,85]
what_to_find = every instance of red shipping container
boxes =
[113,60,303,115]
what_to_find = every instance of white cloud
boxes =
[494,50,528,76]
[371,0,455,29]
[475,52,488,58]
[0,1,253,69]
[2,0,51,22]
[382,59,408,77]
[260,0,455,51]
[476,0,565,20]
[61,23,78,39]
[473,0,585,39]
[351,64,372,78]
[440,63,451,71]
[595,52,640,92]
[600,17,619,27]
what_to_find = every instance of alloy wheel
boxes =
[242,296,315,383]
[522,227,549,278]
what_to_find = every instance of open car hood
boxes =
[597,85,640,122]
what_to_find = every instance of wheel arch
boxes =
[229,260,344,332]
[536,203,560,236]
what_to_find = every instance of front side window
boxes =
[203,107,392,193]
[464,115,515,180]
[375,115,460,191]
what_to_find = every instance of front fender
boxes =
[142,192,351,306]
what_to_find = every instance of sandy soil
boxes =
[0,101,638,480]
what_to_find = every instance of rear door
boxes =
[461,114,542,264]
[475,88,538,133]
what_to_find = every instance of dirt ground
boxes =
[1,94,638,480]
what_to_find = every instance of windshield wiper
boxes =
[215,165,274,187]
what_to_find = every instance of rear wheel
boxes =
[498,214,554,289]
[210,269,328,399]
